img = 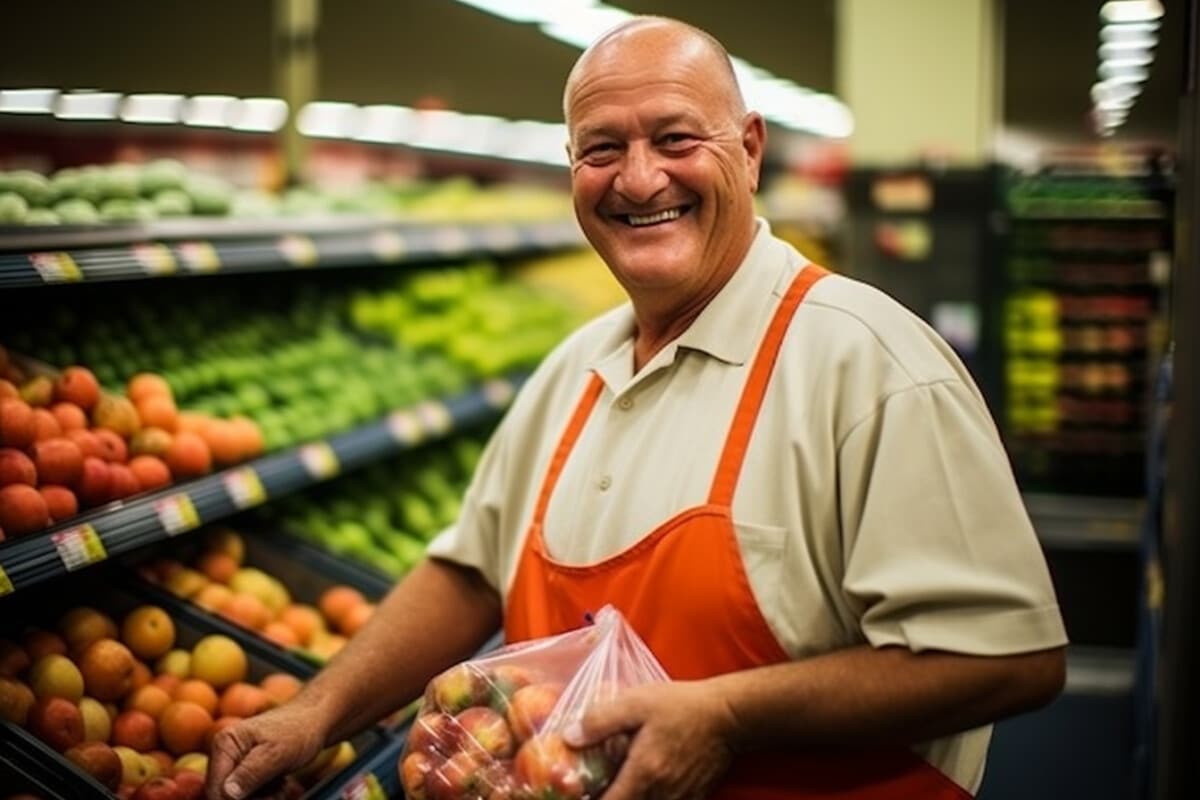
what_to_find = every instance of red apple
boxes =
[407,711,463,758]
[76,457,112,507]
[27,695,85,752]
[430,663,491,713]
[399,750,439,800]
[456,705,515,759]
[172,770,205,800]
[426,751,486,800]
[513,733,613,800]
[65,741,123,790]
[506,682,563,743]
[132,776,181,800]
[486,664,537,709]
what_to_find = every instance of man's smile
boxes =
[612,204,694,227]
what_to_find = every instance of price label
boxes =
[132,243,177,276]
[223,467,267,509]
[299,442,340,480]
[387,410,423,445]
[154,494,201,536]
[51,525,107,572]
[0,565,13,597]
[177,241,221,273]
[340,773,384,800]
[416,401,453,436]
[482,379,515,408]
[278,234,318,267]
[481,224,521,251]
[431,225,471,255]
[370,230,407,262]
[29,252,83,283]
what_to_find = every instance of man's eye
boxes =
[661,133,695,147]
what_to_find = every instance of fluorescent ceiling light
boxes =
[229,97,288,132]
[355,104,416,143]
[1099,40,1156,60]
[183,95,237,127]
[297,101,359,138]
[121,93,184,124]
[0,88,58,114]
[56,91,120,120]
[1100,1,1164,23]
[1099,62,1149,82]
[448,0,851,138]
[1100,26,1158,46]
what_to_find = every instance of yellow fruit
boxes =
[163,568,209,599]
[155,649,191,679]
[78,696,112,742]
[190,636,246,689]
[174,751,209,775]
[29,654,85,702]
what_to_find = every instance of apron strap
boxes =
[531,372,606,526]
[709,264,829,507]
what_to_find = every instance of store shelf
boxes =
[0,216,584,287]
[0,375,525,597]
[1025,492,1143,551]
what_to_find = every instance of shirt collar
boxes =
[588,218,794,390]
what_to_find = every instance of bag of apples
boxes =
[399,605,668,800]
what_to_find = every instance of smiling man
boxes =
[207,17,1067,800]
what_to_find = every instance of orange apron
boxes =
[505,264,972,799]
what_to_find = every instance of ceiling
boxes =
[0,0,1185,151]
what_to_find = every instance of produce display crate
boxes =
[0,573,389,800]
[0,750,91,800]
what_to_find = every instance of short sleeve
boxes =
[837,379,1068,656]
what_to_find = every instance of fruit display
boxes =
[136,525,381,662]
[0,351,263,540]
[2,259,579,454]
[0,162,571,226]
[400,606,664,800]
[0,588,366,798]
[1002,171,1170,494]
[264,432,486,578]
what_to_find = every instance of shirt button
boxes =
[617,396,633,410]
[598,475,612,491]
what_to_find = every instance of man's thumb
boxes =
[563,697,640,748]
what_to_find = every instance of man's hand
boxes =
[563,681,737,800]
[205,701,327,800]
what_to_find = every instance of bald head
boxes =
[563,16,746,127]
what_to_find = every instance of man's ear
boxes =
[565,140,575,166]
[742,112,767,192]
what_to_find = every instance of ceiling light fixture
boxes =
[55,91,121,120]
[447,0,852,138]
[1099,0,1164,24]
[120,94,185,124]
[1091,1,1163,135]
[0,88,58,114]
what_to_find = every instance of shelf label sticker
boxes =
[340,773,384,800]
[223,467,267,509]
[482,379,515,408]
[416,401,453,436]
[0,565,13,597]
[51,524,108,572]
[387,410,423,445]
[132,243,177,276]
[431,225,471,255]
[299,442,340,480]
[177,241,221,273]
[154,494,201,536]
[370,230,407,262]
[29,252,83,283]
[278,234,318,267]
[481,224,521,251]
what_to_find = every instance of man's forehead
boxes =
[572,108,709,140]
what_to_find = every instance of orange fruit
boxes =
[57,607,118,655]
[192,583,234,613]
[338,603,374,637]
[261,622,299,648]
[218,683,273,718]
[77,639,136,701]
[124,685,172,720]
[50,402,87,432]
[196,552,238,584]
[54,368,100,411]
[126,373,173,404]
[23,629,67,661]
[260,673,302,705]
[121,606,176,661]
[217,594,270,631]
[277,604,324,646]
[135,396,177,433]
[128,455,172,492]
[164,431,211,478]
[159,701,213,756]
[318,586,366,628]
[111,709,157,752]
[172,680,218,716]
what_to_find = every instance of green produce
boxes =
[0,191,29,223]
[152,188,193,217]
[24,208,59,225]
[53,198,100,224]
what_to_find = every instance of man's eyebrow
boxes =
[575,113,705,142]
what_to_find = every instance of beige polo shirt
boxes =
[427,219,1067,792]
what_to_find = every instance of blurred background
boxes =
[0,1,1196,799]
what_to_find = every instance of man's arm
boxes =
[205,557,501,800]
[568,644,1066,799]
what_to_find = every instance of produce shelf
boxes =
[0,217,584,287]
[0,375,525,597]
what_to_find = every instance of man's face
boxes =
[566,44,765,299]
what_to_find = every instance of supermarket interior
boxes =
[0,0,1197,798]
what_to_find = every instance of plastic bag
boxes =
[399,605,669,800]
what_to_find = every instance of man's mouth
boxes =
[616,205,692,227]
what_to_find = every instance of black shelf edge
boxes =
[0,374,526,597]
[1024,492,1143,551]
[0,218,584,286]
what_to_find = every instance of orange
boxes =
[261,622,299,648]
[218,683,273,718]
[135,395,177,433]
[121,606,176,661]
[338,603,374,637]
[192,583,235,613]
[128,660,152,692]
[318,586,366,628]
[260,673,302,705]
[126,373,173,404]
[196,552,238,584]
[277,604,324,646]
[124,685,172,720]
[217,593,270,631]
[57,607,119,656]
[159,700,213,756]
[172,680,218,716]
[77,639,136,702]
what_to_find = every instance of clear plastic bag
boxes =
[399,605,669,800]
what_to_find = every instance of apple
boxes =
[506,682,563,743]
[426,751,486,800]
[486,664,537,710]
[399,750,438,800]
[65,741,123,790]
[513,733,613,800]
[172,770,205,800]
[456,705,515,759]
[430,663,491,713]
[132,776,181,800]
[407,711,463,758]
[27,695,85,752]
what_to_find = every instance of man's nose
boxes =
[613,143,669,204]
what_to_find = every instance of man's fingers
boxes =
[221,739,287,800]
[564,689,647,748]
[596,748,651,800]
[206,725,251,799]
